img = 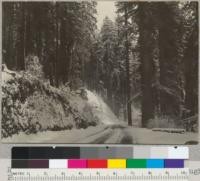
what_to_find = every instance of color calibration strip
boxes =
[12,159,185,169]
[12,146,189,159]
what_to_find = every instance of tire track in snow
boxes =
[77,126,133,144]
[76,127,113,143]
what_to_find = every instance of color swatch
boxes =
[126,159,146,168]
[68,159,87,168]
[49,159,67,169]
[164,159,184,168]
[87,159,107,168]
[147,159,164,168]
[108,159,126,168]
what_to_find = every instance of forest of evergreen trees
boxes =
[2,1,198,130]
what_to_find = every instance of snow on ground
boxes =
[2,125,109,143]
[86,90,122,125]
[3,124,198,144]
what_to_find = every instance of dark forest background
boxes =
[2,1,198,130]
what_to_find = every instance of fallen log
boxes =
[152,128,186,134]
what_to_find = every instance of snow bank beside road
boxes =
[2,68,126,142]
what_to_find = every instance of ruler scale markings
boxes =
[10,169,189,181]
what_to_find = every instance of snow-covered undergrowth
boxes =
[146,116,181,129]
[2,71,98,138]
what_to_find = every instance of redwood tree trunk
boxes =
[124,5,132,126]
[138,3,155,127]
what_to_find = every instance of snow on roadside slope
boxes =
[86,90,121,125]
[2,69,98,138]
[2,89,123,143]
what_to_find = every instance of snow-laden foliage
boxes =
[2,70,98,138]
[25,55,44,79]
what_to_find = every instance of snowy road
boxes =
[3,124,197,144]
[76,125,198,144]
[73,90,131,143]
[77,124,128,144]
